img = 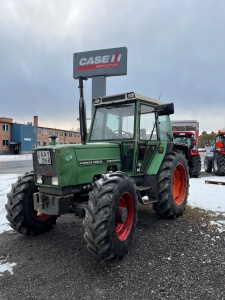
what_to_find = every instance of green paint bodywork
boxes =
[35,143,122,187]
[145,142,168,175]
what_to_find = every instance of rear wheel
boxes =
[189,154,201,178]
[5,172,58,235]
[213,152,225,176]
[204,156,212,172]
[83,172,138,261]
[153,150,189,218]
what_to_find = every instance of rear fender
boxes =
[172,143,189,160]
[215,149,225,155]
[189,149,200,156]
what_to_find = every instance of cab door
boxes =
[136,103,160,174]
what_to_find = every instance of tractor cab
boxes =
[172,130,201,178]
[89,92,174,174]
[215,130,225,151]
[173,131,197,150]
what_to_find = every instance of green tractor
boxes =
[6,78,189,261]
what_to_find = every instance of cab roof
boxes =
[93,92,163,106]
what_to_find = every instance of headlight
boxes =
[36,175,42,184]
[52,176,59,186]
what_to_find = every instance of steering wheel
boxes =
[113,130,133,138]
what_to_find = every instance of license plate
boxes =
[37,151,51,164]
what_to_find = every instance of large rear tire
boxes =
[204,156,213,172]
[189,154,201,178]
[153,150,189,218]
[213,152,225,176]
[5,172,58,235]
[83,172,138,261]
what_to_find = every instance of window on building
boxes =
[2,140,9,146]
[77,134,80,138]
[65,132,68,137]
[33,141,36,148]
[43,141,48,146]
[37,141,41,146]
[60,131,63,136]
[49,130,53,135]
[38,129,42,134]
[69,133,72,137]
[43,129,48,136]
[55,131,58,136]
[2,124,9,131]
[73,133,76,138]
[33,128,37,136]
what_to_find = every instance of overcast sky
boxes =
[1,0,225,133]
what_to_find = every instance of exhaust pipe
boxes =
[78,77,87,145]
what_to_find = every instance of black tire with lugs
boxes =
[83,172,138,261]
[5,172,58,235]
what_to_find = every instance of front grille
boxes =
[102,94,125,103]
[33,149,58,177]
[42,176,52,185]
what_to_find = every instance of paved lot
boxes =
[1,206,225,299]
[0,160,33,174]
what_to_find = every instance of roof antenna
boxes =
[158,93,163,100]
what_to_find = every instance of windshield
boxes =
[90,103,135,140]
[174,135,192,147]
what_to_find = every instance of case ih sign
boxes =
[73,47,127,79]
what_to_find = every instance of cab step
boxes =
[141,197,158,205]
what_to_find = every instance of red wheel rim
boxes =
[172,163,187,205]
[115,192,134,241]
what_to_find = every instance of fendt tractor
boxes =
[6,78,189,261]
[172,120,201,178]
[204,130,225,176]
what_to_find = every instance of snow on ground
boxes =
[0,154,225,276]
[0,173,19,277]
[0,255,17,277]
[189,176,225,213]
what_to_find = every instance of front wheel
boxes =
[153,150,189,218]
[83,172,138,261]
[5,172,58,235]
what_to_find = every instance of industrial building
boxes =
[0,116,81,155]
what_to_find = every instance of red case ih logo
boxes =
[77,52,122,71]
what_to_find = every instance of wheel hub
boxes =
[116,206,128,224]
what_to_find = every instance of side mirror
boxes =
[154,102,174,116]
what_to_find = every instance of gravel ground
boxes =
[0,202,225,300]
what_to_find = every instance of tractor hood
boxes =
[33,142,121,187]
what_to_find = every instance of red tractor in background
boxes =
[204,130,225,176]
[172,120,201,178]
